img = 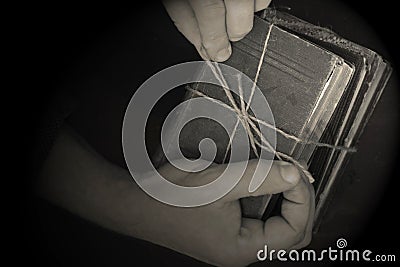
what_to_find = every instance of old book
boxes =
[259,10,392,229]
[152,10,391,231]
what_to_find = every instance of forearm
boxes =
[35,126,162,240]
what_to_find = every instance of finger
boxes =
[290,176,315,250]
[225,0,254,42]
[223,159,301,201]
[239,178,313,253]
[188,0,232,62]
[264,178,312,250]
[162,0,209,59]
[254,0,272,12]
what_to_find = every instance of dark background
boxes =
[21,0,399,266]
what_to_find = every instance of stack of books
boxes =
[154,9,392,231]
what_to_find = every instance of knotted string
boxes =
[189,23,356,184]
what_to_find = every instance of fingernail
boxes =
[230,35,244,42]
[279,161,300,184]
[214,44,232,62]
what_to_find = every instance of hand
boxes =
[138,159,314,266]
[37,128,314,266]
[163,0,272,62]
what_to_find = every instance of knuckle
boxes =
[199,0,226,13]
[192,0,226,20]
[202,34,229,49]
[228,21,253,40]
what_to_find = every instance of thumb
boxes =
[223,159,301,201]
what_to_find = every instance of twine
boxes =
[189,23,356,184]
